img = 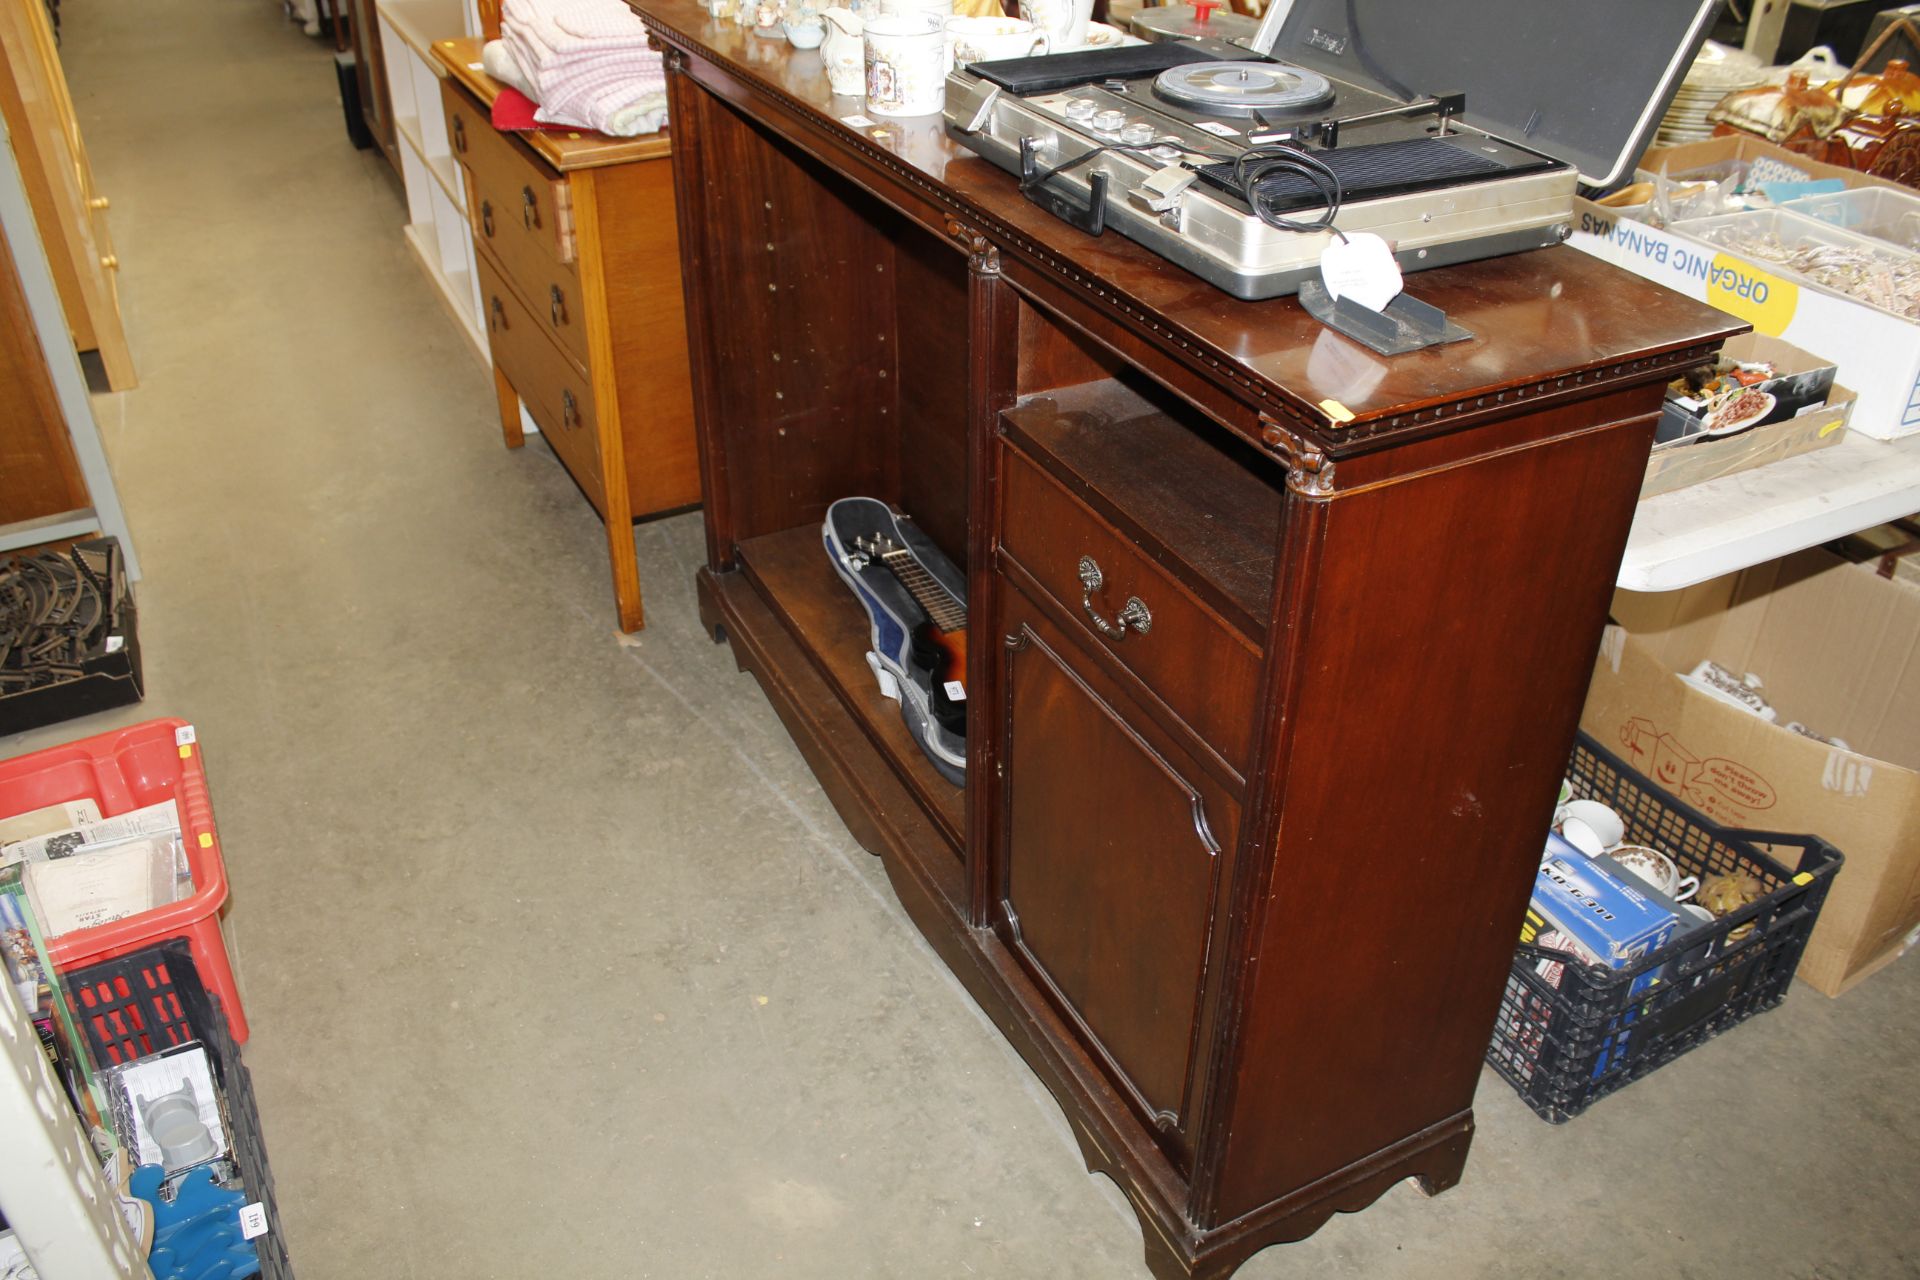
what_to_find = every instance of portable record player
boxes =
[944,0,1722,301]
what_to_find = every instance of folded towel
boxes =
[481,38,538,99]
[498,0,669,136]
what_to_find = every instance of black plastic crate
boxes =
[63,944,293,1280]
[1486,732,1843,1123]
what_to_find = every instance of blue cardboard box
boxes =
[1528,840,1679,999]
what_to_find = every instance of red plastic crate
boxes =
[0,717,247,1041]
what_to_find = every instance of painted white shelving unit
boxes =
[376,0,487,361]
[0,970,150,1278]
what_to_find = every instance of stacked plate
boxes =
[1657,41,1768,147]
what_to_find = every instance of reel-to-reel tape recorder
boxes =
[943,0,1722,300]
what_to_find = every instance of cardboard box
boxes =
[1657,332,1837,440]
[1581,548,1920,995]
[1642,387,1852,496]
[1571,134,1920,440]
[1643,333,1852,497]
[1827,518,1920,589]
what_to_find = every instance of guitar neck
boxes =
[880,549,967,632]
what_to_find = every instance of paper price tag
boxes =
[840,114,876,129]
[865,652,901,702]
[1319,232,1402,314]
[105,635,125,653]
[174,724,198,747]
[1195,121,1238,137]
[943,680,966,702]
[239,1203,269,1240]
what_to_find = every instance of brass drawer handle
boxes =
[1077,556,1151,640]
[522,185,538,229]
[562,388,580,430]
[489,296,508,331]
[453,115,466,153]
[481,199,495,238]
[549,283,566,326]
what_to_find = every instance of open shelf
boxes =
[394,114,464,206]
[1000,377,1284,640]
[735,525,967,855]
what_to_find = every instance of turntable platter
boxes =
[1152,60,1336,116]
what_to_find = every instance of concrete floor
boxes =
[10,2,1920,1276]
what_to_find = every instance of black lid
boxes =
[1260,0,1723,185]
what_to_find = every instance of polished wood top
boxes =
[431,36,672,170]
[629,0,1744,438]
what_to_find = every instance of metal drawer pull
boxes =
[550,283,566,326]
[522,185,538,228]
[453,115,466,153]
[562,388,580,429]
[481,199,494,238]
[1077,556,1151,639]
[488,296,507,331]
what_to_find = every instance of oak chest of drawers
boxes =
[433,38,697,632]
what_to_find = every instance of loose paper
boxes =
[0,799,103,849]
[0,800,181,865]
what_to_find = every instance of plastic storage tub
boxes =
[0,718,248,1041]
[1485,732,1843,1123]
[1783,185,1920,252]
[64,943,291,1280]
[1671,206,1920,318]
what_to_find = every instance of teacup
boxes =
[1610,845,1699,902]
[944,14,1048,65]
[1020,0,1091,49]
[1555,798,1625,856]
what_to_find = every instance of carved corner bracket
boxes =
[1260,414,1335,496]
[944,216,1001,276]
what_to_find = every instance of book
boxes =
[0,862,105,1130]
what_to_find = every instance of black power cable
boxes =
[1021,138,1348,240]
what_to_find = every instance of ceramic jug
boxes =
[822,7,866,96]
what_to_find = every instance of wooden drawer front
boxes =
[527,252,588,371]
[995,586,1240,1162]
[999,443,1261,769]
[476,254,603,512]
[442,79,576,279]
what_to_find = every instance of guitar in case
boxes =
[822,497,968,785]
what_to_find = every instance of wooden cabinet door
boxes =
[992,585,1240,1166]
[1,223,88,524]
